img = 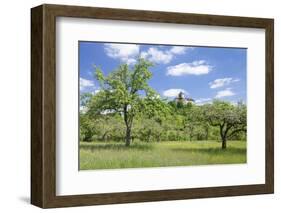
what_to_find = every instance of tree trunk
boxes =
[125,127,131,146]
[189,126,195,142]
[220,125,227,149]
[205,127,209,140]
[123,105,132,147]
[157,134,161,143]
[102,131,108,142]
[147,130,151,143]
[222,138,227,149]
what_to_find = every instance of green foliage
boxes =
[93,115,125,142]
[87,58,172,146]
[82,98,247,148]
[183,105,203,141]
[81,61,247,149]
[202,100,247,148]
[79,113,95,142]
[91,58,155,116]
[95,59,153,145]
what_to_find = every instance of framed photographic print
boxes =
[31,4,274,208]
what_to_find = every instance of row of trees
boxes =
[80,59,247,149]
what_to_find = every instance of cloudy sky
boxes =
[79,41,246,105]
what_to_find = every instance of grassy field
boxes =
[79,141,246,170]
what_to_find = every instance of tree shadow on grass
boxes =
[80,142,154,152]
[170,147,246,155]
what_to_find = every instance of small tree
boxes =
[79,113,95,142]
[94,115,124,141]
[88,58,158,146]
[203,100,247,149]
[183,105,200,141]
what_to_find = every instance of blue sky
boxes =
[79,41,246,105]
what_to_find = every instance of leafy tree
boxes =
[137,118,156,142]
[183,105,203,141]
[94,115,124,141]
[138,97,172,142]
[88,58,159,146]
[203,100,247,149]
[79,113,95,142]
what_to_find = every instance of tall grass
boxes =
[79,141,246,170]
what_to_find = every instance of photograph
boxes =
[29,4,274,208]
[79,42,247,170]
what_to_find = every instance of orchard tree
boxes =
[88,58,160,146]
[138,97,172,142]
[136,118,158,142]
[203,100,247,149]
[94,115,124,141]
[183,105,203,141]
[79,113,95,142]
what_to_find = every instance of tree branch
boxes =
[227,128,246,139]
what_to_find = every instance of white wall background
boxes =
[0,0,279,212]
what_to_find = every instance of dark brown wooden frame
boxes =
[31,4,274,208]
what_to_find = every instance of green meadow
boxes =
[79,140,246,170]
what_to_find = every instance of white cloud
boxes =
[215,88,235,98]
[166,60,212,76]
[125,58,137,65]
[141,47,173,64]
[104,44,193,65]
[104,44,140,65]
[80,77,94,91]
[163,88,188,98]
[140,46,193,64]
[169,46,192,55]
[209,78,240,89]
[195,98,212,105]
